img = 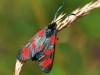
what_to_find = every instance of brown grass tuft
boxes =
[56,0,100,31]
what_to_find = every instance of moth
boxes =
[17,5,74,73]
[17,22,57,73]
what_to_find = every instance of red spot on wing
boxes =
[32,43,36,49]
[50,35,57,44]
[30,38,35,43]
[44,48,54,55]
[38,44,44,52]
[41,58,52,67]
[51,48,54,53]
[22,46,30,58]
[37,29,44,37]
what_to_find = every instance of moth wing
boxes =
[38,35,57,73]
[17,28,47,61]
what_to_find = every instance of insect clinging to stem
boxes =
[16,4,75,73]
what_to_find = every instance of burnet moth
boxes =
[17,4,72,73]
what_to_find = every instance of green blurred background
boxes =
[0,0,100,75]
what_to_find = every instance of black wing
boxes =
[38,34,57,73]
[17,27,48,61]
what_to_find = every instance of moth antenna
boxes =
[53,3,64,21]
[65,13,76,18]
